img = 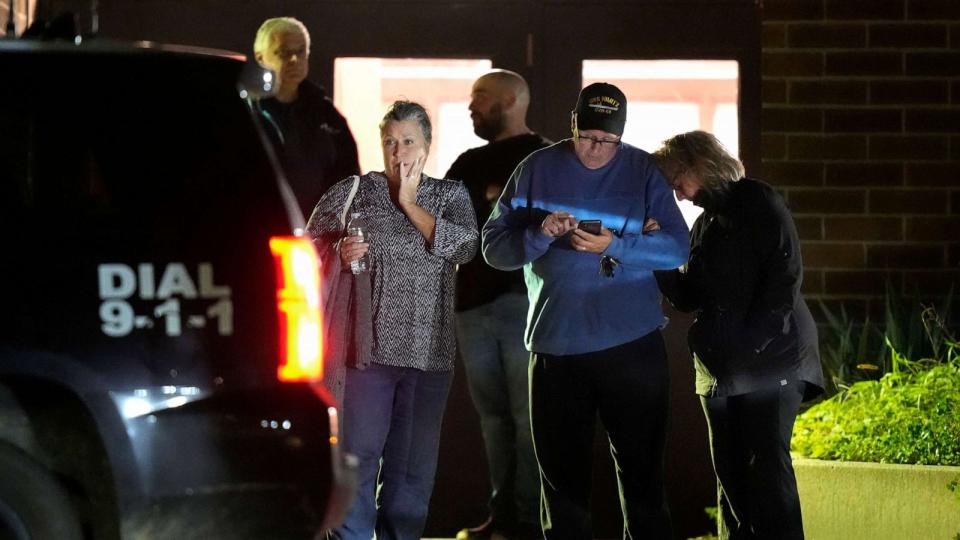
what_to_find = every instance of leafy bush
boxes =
[797,291,960,465]
[818,283,954,396]
[817,302,884,396]
[797,298,960,535]
[791,356,960,465]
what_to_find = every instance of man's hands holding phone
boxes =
[540,211,612,254]
[571,223,612,254]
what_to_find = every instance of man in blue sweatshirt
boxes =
[482,82,689,540]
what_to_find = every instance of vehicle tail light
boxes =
[270,236,323,382]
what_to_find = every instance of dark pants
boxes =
[530,330,672,540]
[335,363,453,540]
[701,381,806,540]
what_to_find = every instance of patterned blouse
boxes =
[306,172,478,372]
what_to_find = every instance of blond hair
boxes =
[253,17,311,55]
[652,130,744,190]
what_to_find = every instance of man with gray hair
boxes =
[253,16,359,219]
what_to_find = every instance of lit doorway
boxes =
[333,58,492,178]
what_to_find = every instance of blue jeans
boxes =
[334,363,453,540]
[455,293,539,526]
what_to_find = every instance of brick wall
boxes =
[762,0,960,321]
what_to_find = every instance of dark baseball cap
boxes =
[572,82,627,137]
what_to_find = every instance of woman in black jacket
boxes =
[651,131,823,540]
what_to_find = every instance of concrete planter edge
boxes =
[793,456,960,540]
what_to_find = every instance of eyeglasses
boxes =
[576,134,620,147]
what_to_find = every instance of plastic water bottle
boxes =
[346,213,369,274]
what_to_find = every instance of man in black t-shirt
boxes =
[253,17,360,220]
[447,70,551,540]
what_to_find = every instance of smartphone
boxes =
[578,219,602,235]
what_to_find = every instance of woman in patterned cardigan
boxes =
[307,100,478,540]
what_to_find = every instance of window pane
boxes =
[624,103,700,154]
[583,59,739,227]
[334,58,492,178]
[713,103,739,158]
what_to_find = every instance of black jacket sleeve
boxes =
[654,268,700,313]
[654,214,703,313]
[743,187,802,352]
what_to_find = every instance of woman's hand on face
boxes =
[571,227,613,254]
[339,235,369,270]
[398,155,426,207]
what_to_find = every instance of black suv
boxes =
[0,40,354,539]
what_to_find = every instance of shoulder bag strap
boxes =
[339,175,362,231]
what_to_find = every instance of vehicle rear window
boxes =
[0,50,289,369]
[1,53,284,250]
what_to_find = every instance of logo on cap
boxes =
[587,96,621,115]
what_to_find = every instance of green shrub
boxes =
[791,356,960,466]
[818,283,955,397]
[802,290,959,465]
[817,302,884,396]
[798,299,960,533]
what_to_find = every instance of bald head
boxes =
[469,70,532,142]
[480,70,530,110]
